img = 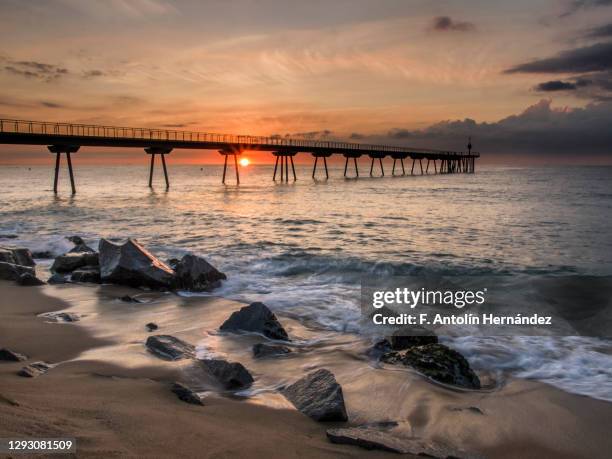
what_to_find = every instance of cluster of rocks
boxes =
[0,347,52,379]
[373,329,481,390]
[0,246,44,286]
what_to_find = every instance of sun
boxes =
[239,158,250,167]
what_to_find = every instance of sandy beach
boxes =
[1,279,611,458]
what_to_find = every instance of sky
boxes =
[0,0,611,164]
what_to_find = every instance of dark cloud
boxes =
[82,69,105,78]
[431,16,475,32]
[39,101,64,108]
[561,0,612,17]
[535,80,581,91]
[3,60,69,82]
[361,100,612,156]
[505,41,612,74]
[584,23,612,38]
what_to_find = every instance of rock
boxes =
[173,254,226,291]
[0,348,28,362]
[18,361,51,378]
[171,382,204,405]
[0,247,35,267]
[381,344,480,389]
[32,250,54,259]
[326,427,481,458]
[0,261,35,281]
[167,258,180,270]
[70,266,101,283]
[99,238,175,289]
[67,236,95,253]
[198,359,254,390]
[120,295,142,303]
[51,252,99,273]
[146,335,195,360]
[48,273,69,284]
[252,343,291,358]
[145,322,159,332]
[40,312,80,322]
[375,333,438,353]
[281,369,347,422]
[17,272,45,286]
[220,302,289,341]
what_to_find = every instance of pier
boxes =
[0,119,479,193]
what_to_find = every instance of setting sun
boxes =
[239,158,250,167]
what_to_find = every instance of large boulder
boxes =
[198,359,254,390]
[99,239,175,289]
[281,369,348,422]
[17,272,45,286]
[51,252,99,273]
[0,246,35,267]
[381,343,480,389]
[145,335,195,360]
[173,254,226,291]
[220,302,289,341]
[0,261,34,281]
[326,427,481,458]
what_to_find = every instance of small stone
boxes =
[252,343,291,358]
[40,312,80,322]
[220,302,290,341]
[282,369,347,422]
[17,272,45,286]
[18,361,51,378]
[0,348,28,362]
[198,359,254,390]
[146,335,195,360]
[145,322,159,332]
[171,382,204,405]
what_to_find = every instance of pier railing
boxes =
[0,118,476,157]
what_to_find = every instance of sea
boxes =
[1,163,611,401]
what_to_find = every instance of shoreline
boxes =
[1,280,611,457]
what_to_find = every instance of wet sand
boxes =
[1,280,611,458]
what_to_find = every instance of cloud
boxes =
[357,100,612,156]
[82,69,106,78]
[2,60,69,82]
[561,0,612,17]
[431,16,475,32]
[505,41,612,74]
[534,79,589,91]
[584,23,612,38]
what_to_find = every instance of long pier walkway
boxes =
[0,119,479,193]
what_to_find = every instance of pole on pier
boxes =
[145,147,172,189]
[379,158,384,177]
[274,152,297,182]
[219,149,241,185]
[274,156,279,181]
[419,159,424,175]
[426,159,430,174]
[312,157,318,179]
[401,158,405,175]
[311,152,330,180]
[368,154,385,177]
[369,158,374,176]
[344,157,349,177]
[323,157,329,179]
[290,156,296,181]
[392,159,396,176]
[48,145,80,194]
[343,153,361,178]
[411,158,415,175]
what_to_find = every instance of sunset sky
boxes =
[1,0,611,164]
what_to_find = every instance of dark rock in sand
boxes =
[67,236,95,253]
[281,369,347,422]
[51,252,99,273]
[99,238,175,289]
[173,254,226,292]
[381,343,480,389]
[146,335,195,360]
[48,273,69,284]
[146,322,159,332]
[0,261,35,281]
[375,334,438,353]
[120,295,142,303]
[18,361,51,378]
[71,266,101,283]
[326,427,481,458]
[40,311,80,322]
[0,348,28,362]
[220,302,289,341]
[198,359,254,390]
[252,343,292,358]
[17,272,45,286]
[0,247,35,267]
[171,382,204,405]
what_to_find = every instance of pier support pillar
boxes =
[343,153,361,178]
[145,147,172,189]
[390,153,408,176]
[48,145,80,194]
[368,153,386,177]
[311,152,331,180]
[219,149,241,185]
[273,151,297,182]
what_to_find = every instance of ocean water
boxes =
[1,163,612,401]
